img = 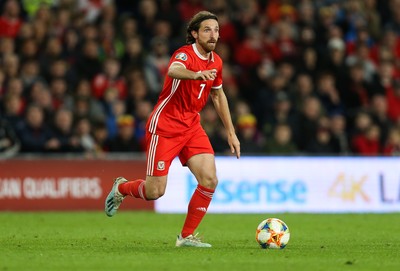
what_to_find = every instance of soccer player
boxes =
[105,11,240,247]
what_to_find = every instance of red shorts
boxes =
[145,124,214,176]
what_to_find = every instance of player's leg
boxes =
[105,132,180,217]
[105,175,167,217]
[117,132,174,199]
[182,153,217,235]
[176,127,216,247]
[118,175,167,200]
[176,154,216,247]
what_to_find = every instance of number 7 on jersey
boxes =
[198,83,206,99]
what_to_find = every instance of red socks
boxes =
[118,179,147,200]
[181,184,215,238]
[118,181,214,238]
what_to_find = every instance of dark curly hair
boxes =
[186,11,218,44]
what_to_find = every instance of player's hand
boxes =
[194,69,217,80]
[228,133,241,159]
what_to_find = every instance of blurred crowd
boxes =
[0,0,400,158]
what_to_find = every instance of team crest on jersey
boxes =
[157,161,165,171]
[175,52,187,61]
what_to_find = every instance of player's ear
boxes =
[191,30,198,39]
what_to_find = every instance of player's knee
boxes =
[146,187,165,200]
[200,176,218,189]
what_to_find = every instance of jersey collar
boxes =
[192,43,214,62]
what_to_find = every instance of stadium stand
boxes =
[0,0,399,156]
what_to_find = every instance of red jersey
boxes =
[147,43,223,137]
[0,17,22,38]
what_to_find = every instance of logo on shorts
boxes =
[157,161,165,171]
[175,52,187,61]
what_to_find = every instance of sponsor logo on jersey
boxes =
[175,52,187,61]
[157,161,165,171]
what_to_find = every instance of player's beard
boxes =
[198,38,217,53]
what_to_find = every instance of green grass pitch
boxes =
[1,212,399,271]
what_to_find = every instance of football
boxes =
[255,218,290,249]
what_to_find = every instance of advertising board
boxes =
[0,159,153,211]
[155,157,400,213]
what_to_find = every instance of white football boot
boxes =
[176,233,212,248]
[105,177,128,217]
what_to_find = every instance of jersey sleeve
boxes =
[212,63,223,89]
[170,49,192,70]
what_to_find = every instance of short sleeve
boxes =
[212,66,223,89]
[170,51,191,69]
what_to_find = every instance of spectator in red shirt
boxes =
[91,57,127,100]
[234,26,263,68]
[350,111,381,155]
[0,0,22,38]
[266,20,298,62]
[345,27,379,64]
[351,124,381,155]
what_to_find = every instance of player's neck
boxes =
[194,43,211,59]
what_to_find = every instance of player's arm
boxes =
[210,87,241,159]
[168,62,217,81]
